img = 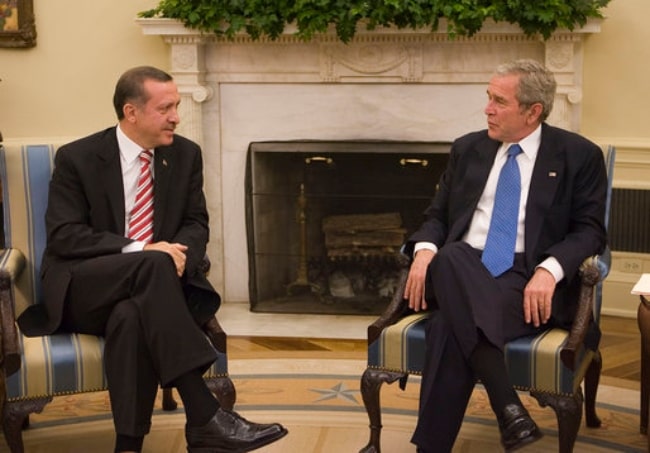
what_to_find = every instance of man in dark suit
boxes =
[403,59,607,452]
[17,66,288,453]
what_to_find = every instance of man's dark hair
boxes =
[113,66,173,120]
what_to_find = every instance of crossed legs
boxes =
[61,252,219,447]
[411,242,543,452]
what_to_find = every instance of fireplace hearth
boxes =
[246,141,450,315]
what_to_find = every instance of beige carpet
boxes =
[4,358,646,452]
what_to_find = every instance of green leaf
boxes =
[139,0,611,42]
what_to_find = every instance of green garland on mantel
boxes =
[139,0,611,43]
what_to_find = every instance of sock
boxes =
[172,369,220,427]
[114,434,144,452]
[469,333,520,416]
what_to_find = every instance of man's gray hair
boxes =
[495,59,556,122]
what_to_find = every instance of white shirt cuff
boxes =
[122,240,146,253]
[413,242,438,257]
[537,257,565,283]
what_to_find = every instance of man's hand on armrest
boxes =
[405,249,435,312]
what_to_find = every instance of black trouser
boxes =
[61,251,218,436]
[411,242,545,452]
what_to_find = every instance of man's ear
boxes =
[123,103,137,123]
[527,103,544,125]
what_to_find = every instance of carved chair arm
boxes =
[202,316,227,354]
[560,256,601,371]
[0,248,27,377]
[199,254,211,276]
[197,254,228,353]
[367,253,412,345]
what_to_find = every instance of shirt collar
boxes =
[502,124,542,160]
[116,124,153,163]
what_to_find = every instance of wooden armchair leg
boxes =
[162,387,178,411]
[531,389,583,453]
[638,299,650,435]
[2,397,51,453]
[162,376,236,413]
[642,345,650,436]
[206,376,236,411]
[359,368,408,453]
[584,351,602,428]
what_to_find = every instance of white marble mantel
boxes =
[138,18,601,303]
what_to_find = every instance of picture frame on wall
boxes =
[0,0,36,48]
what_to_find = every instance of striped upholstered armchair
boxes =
[359,145,615,453]
[0,143,236,452]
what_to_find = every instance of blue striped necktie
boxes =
[481,144,523,277]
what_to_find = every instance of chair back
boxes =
[604,144,616,231]
[593,144,616,324]
[0,144,57,316]
[0,143,228,402]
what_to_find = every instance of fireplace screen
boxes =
[245,141,450,315]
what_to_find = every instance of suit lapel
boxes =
[468,139,499,196]
[98,131,127,235]
[153,147,172,239]
[524,124,565,263]
[448,138,499,242]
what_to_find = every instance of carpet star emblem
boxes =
[310,382,360,404]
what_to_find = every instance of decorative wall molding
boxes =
[320,42,422,82]
[588,138,650,190]
[138,18,601,133]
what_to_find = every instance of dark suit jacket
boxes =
[404,123,608,332]
[18,127,220,336]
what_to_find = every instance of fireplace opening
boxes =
[245,141,450,315]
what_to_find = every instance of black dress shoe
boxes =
[498,404,542,452]
[185,407,288,453]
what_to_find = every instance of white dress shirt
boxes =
[414,125,565,283]
[116,125,154,252]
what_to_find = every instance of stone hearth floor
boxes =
[217,302,375,340]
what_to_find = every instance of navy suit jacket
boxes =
[18,127,220,336]
[404,123,608,331]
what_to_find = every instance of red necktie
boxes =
[128,150,154,244]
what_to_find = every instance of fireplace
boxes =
[137,18,600,307]
[246,141,449,314]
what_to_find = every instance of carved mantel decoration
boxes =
[137,18,602,301]
[138,18,601,141]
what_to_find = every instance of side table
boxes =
[638,294,650,439]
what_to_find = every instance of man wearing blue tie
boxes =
[403,59,608,452]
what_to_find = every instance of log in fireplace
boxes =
[246,141,450,315]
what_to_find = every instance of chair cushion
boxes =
[367,313,593,395]
[505,328,593,395]
[367,312,430,374]
[6,332,107,401]
[0,144,56,315]
[6,331,228,401]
